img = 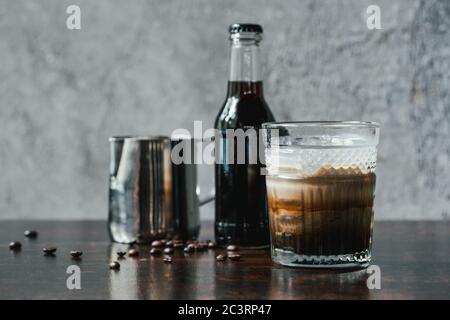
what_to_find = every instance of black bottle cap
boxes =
[229,23,263,34]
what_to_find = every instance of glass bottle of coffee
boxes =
[214,24,275,248]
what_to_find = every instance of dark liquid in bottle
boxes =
[214,81,275,248]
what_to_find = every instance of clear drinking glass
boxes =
[262,121,380,268]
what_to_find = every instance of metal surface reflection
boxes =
[108,136,173,244]
[108,243,139,300]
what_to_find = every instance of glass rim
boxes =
[262,121,380,129]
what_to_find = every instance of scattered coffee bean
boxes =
[216,254,227,262]
[184,244,195,254]
[151,240,164,248]
[9,241,22,251]
[117,251,127,258]
[226,245,239,252]
[43,247,57,255]
[163,256,172,263]
[128,248,139,257]
[24,230,38,238]
[109,261,120,270]
[165,240,174,247]
[228,253,241,261]
[208,241,216,249]
[70,251,83,258]
[163,247,174,254]
[150,248,162,255]
[173,242,184,248]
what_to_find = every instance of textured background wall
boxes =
[0,0,449,220]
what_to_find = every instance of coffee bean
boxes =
[24,230,38,238]
[163,247,174,254]
[150,248,162,255]
[163,256,172,263]
[128,248,139,257]
[70,251,83,258]
[226,245,239,251]
[117,251,127,258]
[184,244,195,253]
[43,247,57,255]
[165,240,174,247]
[173,242,184,248]
[151,240,163,248]
[228,254,241,261]
[9,241,22,251]
[208,241,216,249]
[109,261,120,270]
[216,254,227,262]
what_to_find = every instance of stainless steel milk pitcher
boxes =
[108,136,210,244]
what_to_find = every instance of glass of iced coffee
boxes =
[262,122,380,268]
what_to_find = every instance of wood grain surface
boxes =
[0,220,448,299]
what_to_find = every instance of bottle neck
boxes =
[226,81,264,97]
[227,35,263,96]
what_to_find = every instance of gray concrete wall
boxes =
[0,0,449,220]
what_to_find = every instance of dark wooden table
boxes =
[0,220,448,300]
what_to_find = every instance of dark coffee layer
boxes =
[267,172,376,256]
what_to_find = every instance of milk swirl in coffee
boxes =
[267,166,375,257]
[264,126,379,268]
